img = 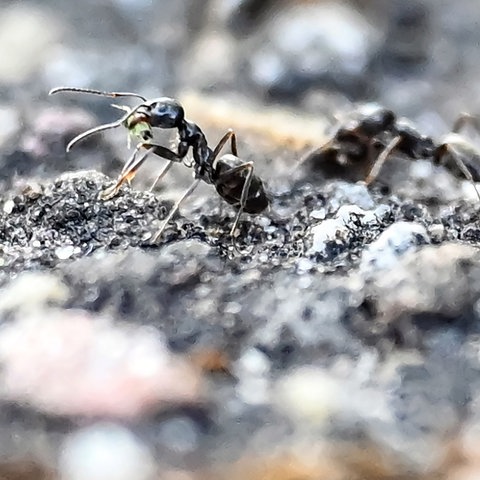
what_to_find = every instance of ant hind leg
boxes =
[211,129,238,160]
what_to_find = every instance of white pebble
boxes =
[59,423,156,480]
[55,245,76,260]
[360,222,429,272]
[274,367,342,425]
[3,199,15,214]
[309,205,368,254]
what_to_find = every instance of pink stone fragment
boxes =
[0,311,203,418]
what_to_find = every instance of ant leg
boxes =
[100,145,155,200]
[120,143,185,184]
[232,163,254,237]
[149,161,174,192]
[216,162,255,237]
[290,138,336,175]
[452,113,480,134]
[150,178,202,244]
[437,144,480,201]
[120,144,183,178]
[148,144,192,191]
[365,136,401,185]
[211,129,238,160]
[102,143,187,200]
[120,142,146,176]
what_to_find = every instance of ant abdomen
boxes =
[213,154,269,214]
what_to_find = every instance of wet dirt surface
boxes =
[3,1,480,479]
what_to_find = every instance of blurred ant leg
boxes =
[217,162,255,237]
[211,129,238,160]
[291,138,336,175]
[365,136,401,185]
[452,113,480,134]
[151,178,202,244]
[100,146,156,200]
[436,144,480,201]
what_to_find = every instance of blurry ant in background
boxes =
[49,87,269,244]
[302,103,480,200]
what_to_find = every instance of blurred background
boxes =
[3,0,480,118]
[2,0,480,189]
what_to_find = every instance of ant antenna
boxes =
[64,103,146,151]
[49,87,147,102]
[49,87,150,151]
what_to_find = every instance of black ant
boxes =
[49,87,270,243]
[302,104,480,199]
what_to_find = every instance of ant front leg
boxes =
[291,137,338,176]
[100,142,185,200]
[437,112,480,199]
[100,143,154,200]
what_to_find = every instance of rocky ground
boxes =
[2,1,480,479]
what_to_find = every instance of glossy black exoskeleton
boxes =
[49,87,269,242]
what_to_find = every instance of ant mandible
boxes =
[49,87,270,243]
[302,103,480,200]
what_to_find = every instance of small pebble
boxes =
[59,423,156,480]
[360,221,429,272]
[3,200,15,214]
[55,245,76,260]
[274,366,342,425]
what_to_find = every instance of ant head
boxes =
[143,97,185,129]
